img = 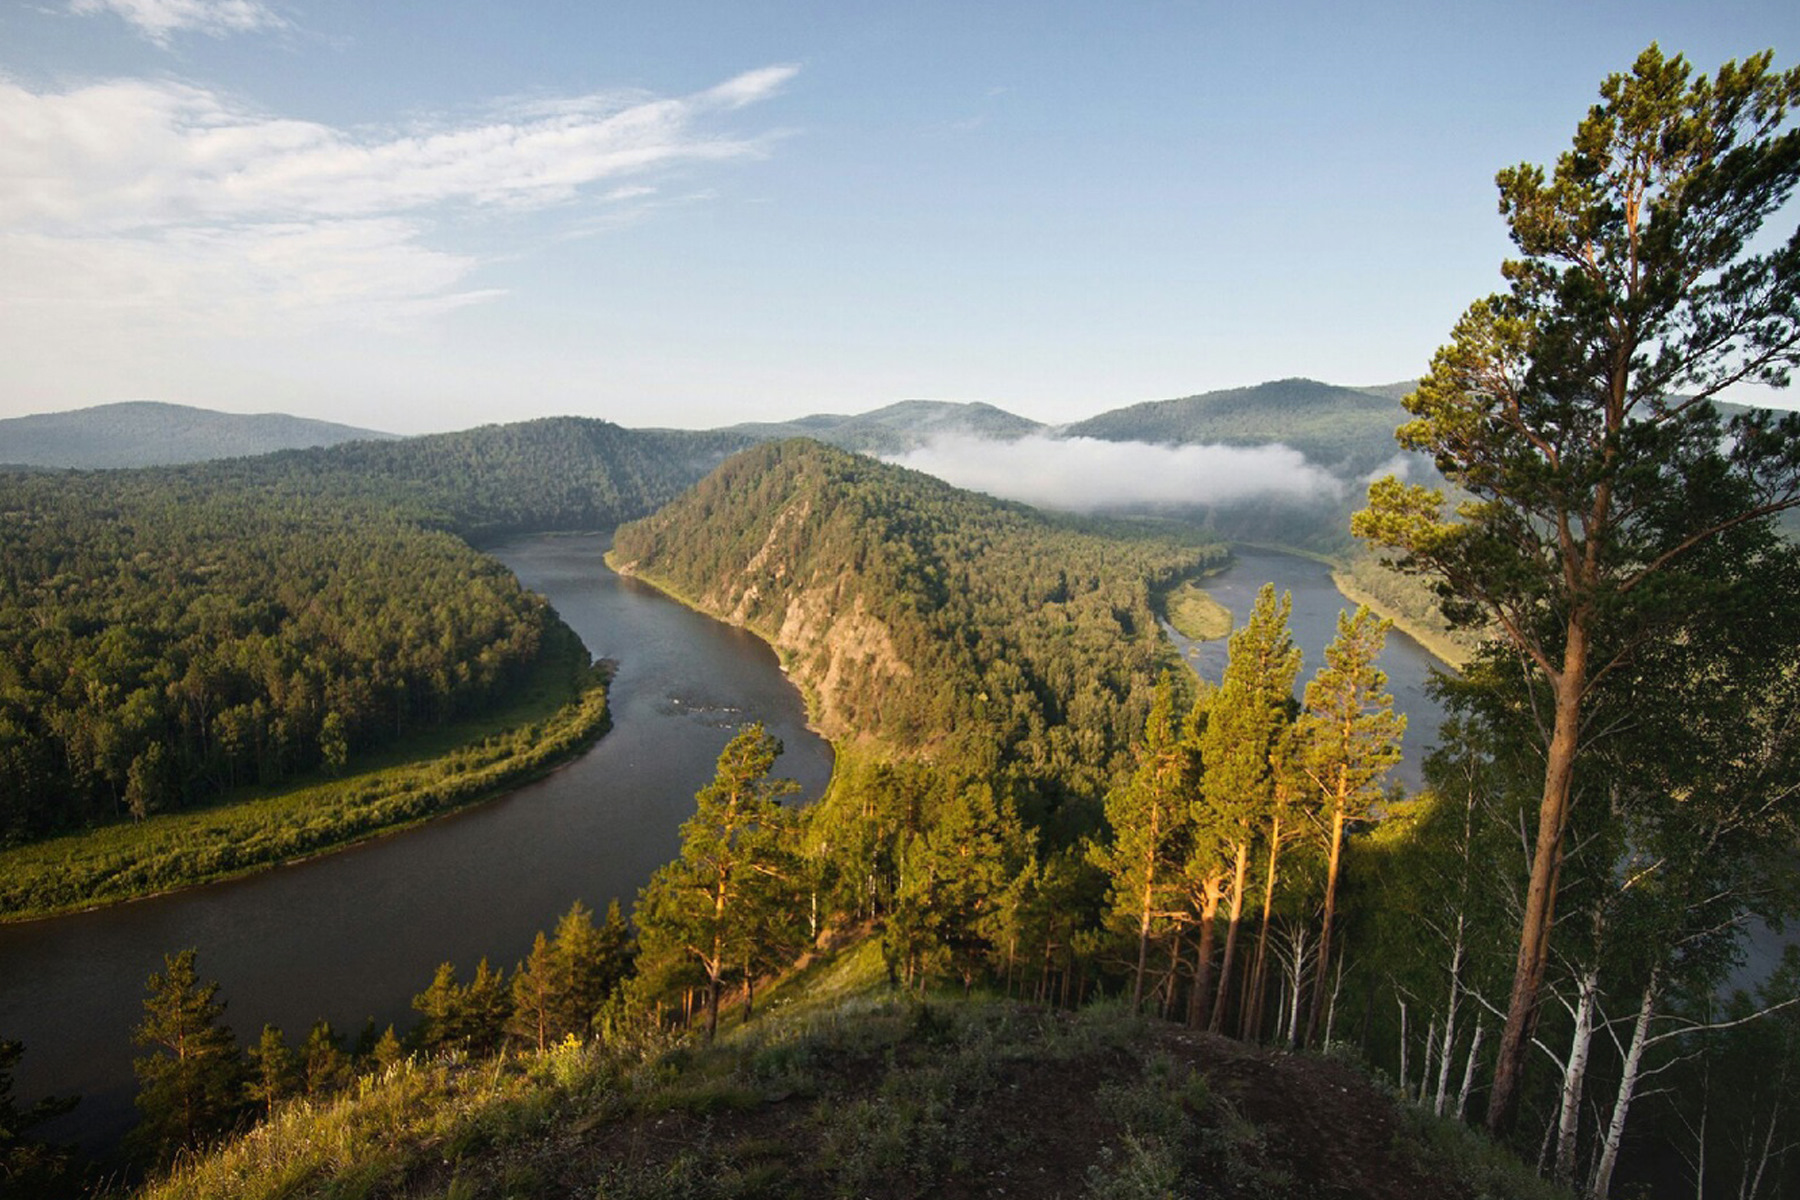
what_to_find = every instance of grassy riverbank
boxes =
[1161,578,1234,641]
[0,638,611,923]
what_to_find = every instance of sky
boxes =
[1,1,1796,436]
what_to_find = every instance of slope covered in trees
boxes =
[610,438,1223,820]
[1065,378,1419,476]
[189,417,751,543]
[0,468,569,843]
[0,416,748,846]
[724,398,1046,455]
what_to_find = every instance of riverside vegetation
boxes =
[4,43,1800,1200]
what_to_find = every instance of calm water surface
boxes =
[0,532,832,1151]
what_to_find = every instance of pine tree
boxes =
[1092,672,1198,1012]
[1297,608,1403,1045]
[300,1021,352,1097]
[1199,586,1301,1032]
[244,1024,298,1116]
[130,949,244,1163]
[508,931,559,1052]
[633,725,798,1039]
[1353,45,1800,1131]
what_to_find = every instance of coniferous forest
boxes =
[3,42,1800,1200]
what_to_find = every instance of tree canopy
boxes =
[1353,43,1800,1133]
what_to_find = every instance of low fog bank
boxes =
[885,434,1346,514]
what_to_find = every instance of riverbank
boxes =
[0,637,611,923]
[1328,564,1475,671]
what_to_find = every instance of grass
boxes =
[126,934,1565,1200]
[0,643,610,923]
[1162,580,1234,641]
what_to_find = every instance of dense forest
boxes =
[611,438,1225,829]
[0,417,748,845]
[186,417,750,543]
[0,469,562,841]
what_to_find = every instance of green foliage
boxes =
[1066,377,1414,477]
[0,1038,77,1199]
[0,653,608,920]
[0,468,567,843]
[130,950,245,1165]
[613,438,1221,832]
[634,725,802,1039]
[1352,46,1800,1125]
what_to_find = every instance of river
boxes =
[0,536,1449,1156]
[0,532,833,1153]
[1165,548,1451,791]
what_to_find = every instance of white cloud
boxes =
[69,0,287,44]
[886,435,1346,512]
[0,66,796,333]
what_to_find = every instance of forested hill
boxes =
[611,439,1222,821]
[0,468,569,843]
[723,398,1046,455]
[187,417,752,542]
[1065,378,1418,476]
[0,417,740,844]
[0,402,393,469]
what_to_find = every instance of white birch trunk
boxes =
[1590,976,1656,1200]
[1435,927,1464,1116]
[1557,965,1601,1184]
[1456,1020,1484,1122]
[1398,998,1410,1098]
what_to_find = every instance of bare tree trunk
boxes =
[1213,840,1250,1033]
[1456,1020,1485,1122]
[1398,998,1410,1098]
[1590,974,1656,1200]
[1435,924,1465,1116]
[1421,1018,1439,1104]
[1308,802,1348,1045]
[1556,965,1601,1185]
[1244,815,1284,1041]
[1281,922,1310,1048]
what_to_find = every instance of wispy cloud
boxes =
[887,434,1346,512]
[69,0,288,44]
[0,66,797,333]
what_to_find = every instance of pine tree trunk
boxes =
[1307,800,1347,1045]
[1188,881,1221,1029]
[1243,821,1282,1041]
[1590,974,1656,1200]
[1491,630,1586,1133]
[1213,839,1250,1034]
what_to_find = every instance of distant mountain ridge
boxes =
[0,401,394,469]
[723,399,1046,455]
[1063,378,1418,476]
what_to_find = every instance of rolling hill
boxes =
[1064,378,1419,476]
[723,398,1046,455]
[0,402,395,469]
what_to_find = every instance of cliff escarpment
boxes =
[611,440,1222,813]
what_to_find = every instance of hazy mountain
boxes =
[1064,378,1415,476]
[724,399,1045,455]
[0,401,395,469]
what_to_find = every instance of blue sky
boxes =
[1,1,1795,434]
